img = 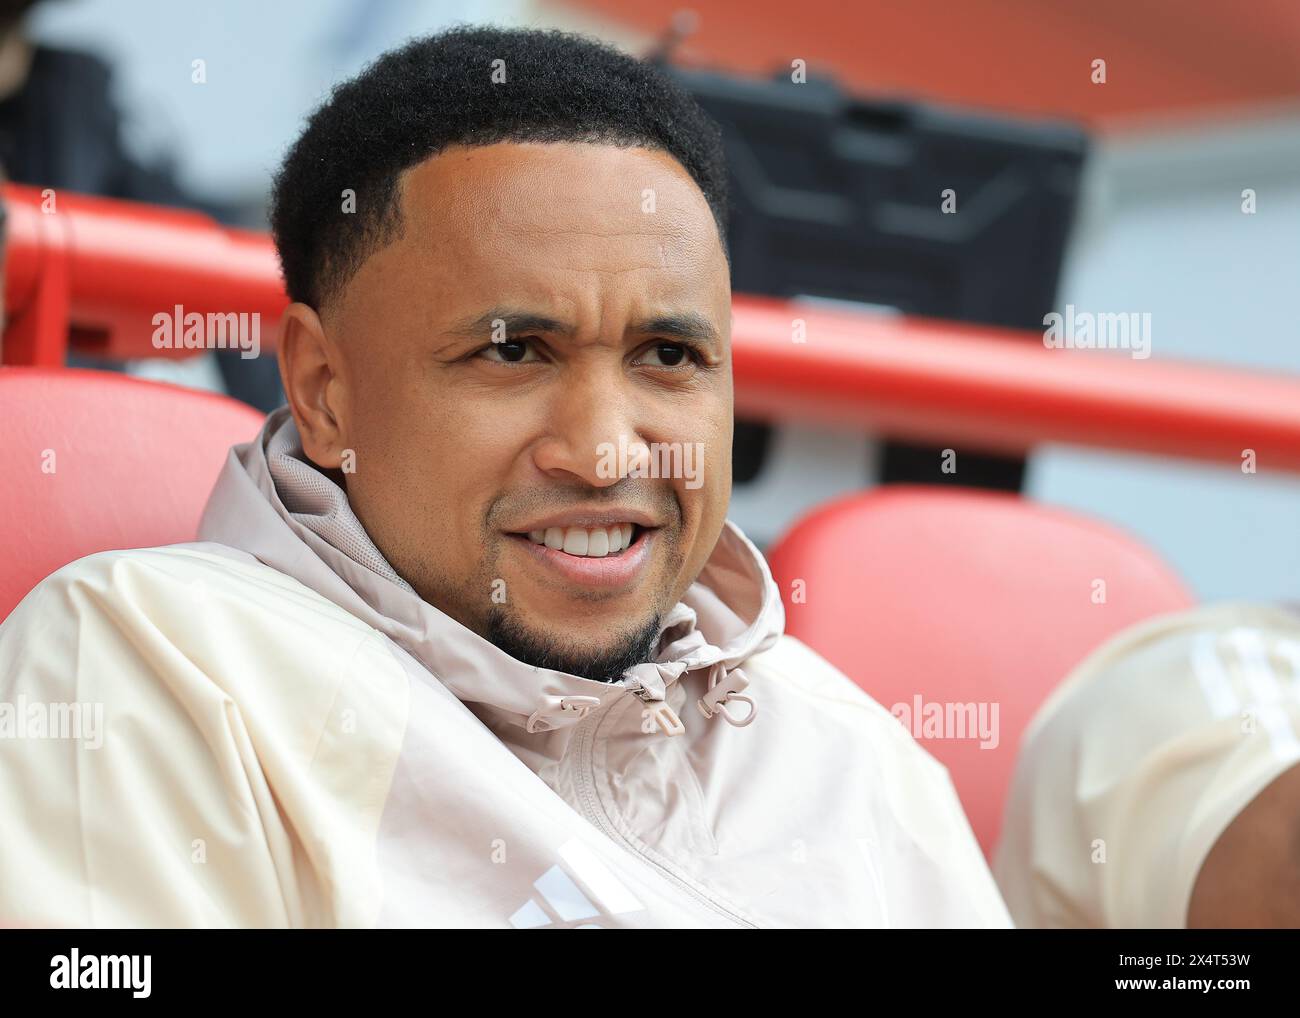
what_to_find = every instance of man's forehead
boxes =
[398,141,717,253]
[329,141,728,332]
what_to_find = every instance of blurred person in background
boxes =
[0,0,281,410]
[997,602,1300,928]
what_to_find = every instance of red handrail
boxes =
[730,297,1300,470]
[6,183,1300,472]
[3,184,284,366]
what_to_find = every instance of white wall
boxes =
[1028,111,1300,602]
[29,0,527,208]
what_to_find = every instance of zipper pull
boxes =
[631,685,685,737]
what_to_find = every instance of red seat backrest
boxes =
[765,485,1195,858]
[0,367,265,621]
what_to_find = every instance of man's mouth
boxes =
[505,523,655,588]
[521,523,643,558]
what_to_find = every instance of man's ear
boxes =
[278,302,347,469]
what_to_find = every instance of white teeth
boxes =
[525,524,640,557]
[562,528,589,556]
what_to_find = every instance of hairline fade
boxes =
[270,25,731,311]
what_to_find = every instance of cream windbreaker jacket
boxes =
[0,408,1010,928]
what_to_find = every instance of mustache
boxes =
[491,484,679,530]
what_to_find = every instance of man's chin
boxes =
[484,607,664,684]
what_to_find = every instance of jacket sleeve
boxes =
[993,602,1300,928]
[0,547,405,928]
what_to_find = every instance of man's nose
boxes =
[530,375,644,488]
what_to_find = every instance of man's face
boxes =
[316,142,733,680]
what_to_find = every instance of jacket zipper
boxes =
[568,693,759,929]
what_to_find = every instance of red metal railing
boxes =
[7,182,1300,472]
[3,184,284,366]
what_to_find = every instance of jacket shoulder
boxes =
[0,544,408,927]
[738,634,1011,926]
[15,544,375,634]
[743,634,953,782]
[746,634,930,726]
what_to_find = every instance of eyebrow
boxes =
[443,308,721,348]
[634,312,720,347]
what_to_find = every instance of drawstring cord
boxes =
[697,662,757,727]
[524,662,759,735]
[525,695,602,734]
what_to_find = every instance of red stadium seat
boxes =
[0,367,265,621]
[765,486,1195,859]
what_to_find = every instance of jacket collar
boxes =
[198,407,784,735]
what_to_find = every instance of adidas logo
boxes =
[509,838,647,929]
[853,836,890,926]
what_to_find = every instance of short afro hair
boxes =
[270,24,730,310]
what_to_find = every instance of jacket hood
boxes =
[197,407,785,738]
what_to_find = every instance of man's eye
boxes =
[636,342,696,368]
[479,338,541,364]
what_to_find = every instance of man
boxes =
[996,602,1300,927]
[0,26,1009,928]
